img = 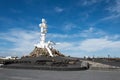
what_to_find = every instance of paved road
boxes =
[0,68,120,80]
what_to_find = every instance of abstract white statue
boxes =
[34,18,54,57]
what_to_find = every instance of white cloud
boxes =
[80,27,107,38]
[0,29,40,56]
[108,0,120,14]
[79,38,110,52]
[55,42,74,50]
[49,27,119,41]
[54,7,64,12]
[56,38,120,56]
[89,0,120,25]
[48,33,70,38]
[84,27,94,32]
[63,23,76,31]
[0,27,120,57]
[101,14,120,21]
[48,27,95,39]
[54,38,120,57]
[79,38,120,57]
[101,0,120,21]
[82,0,99,6]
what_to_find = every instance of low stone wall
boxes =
[82,60,120,70]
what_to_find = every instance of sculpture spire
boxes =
[34,18,54,57]
[39,18,47,48]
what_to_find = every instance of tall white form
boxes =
[34,18,54,57]
[39,18,47,48]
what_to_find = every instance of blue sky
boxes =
[0,0,120,57]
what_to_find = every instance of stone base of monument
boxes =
[29,47,65,57]
[1,47,90,71]
[1,56,90,71]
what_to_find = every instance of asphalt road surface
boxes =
[0,68,120,80]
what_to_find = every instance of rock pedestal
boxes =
[29,47,64,57]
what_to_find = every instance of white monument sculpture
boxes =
[34,18,54,57]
